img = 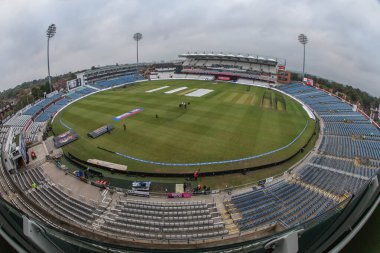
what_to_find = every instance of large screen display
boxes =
[67,78,82,90]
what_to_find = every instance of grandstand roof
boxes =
[179,52,282,66]
[84,64,137,76]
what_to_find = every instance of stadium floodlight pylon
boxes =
[298,33,308,82]
[133,33,143,75]
[46,24,57,93]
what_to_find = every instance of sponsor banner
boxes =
[182,192,192,198]
[303,77,314,86]
[217,76,231,81]
[53,129,79,148]
[113,108,144,121]
[167,192,192,198]
[57,130,72,139]
[265,177,274,183]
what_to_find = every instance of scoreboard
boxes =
[67,78,82,90]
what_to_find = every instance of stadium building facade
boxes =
[178,52,282,83]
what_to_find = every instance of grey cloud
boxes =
[0,0,379,96]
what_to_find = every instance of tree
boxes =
[31,86,40,99]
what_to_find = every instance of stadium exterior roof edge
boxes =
[178,52,283,64]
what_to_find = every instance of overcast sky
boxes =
[0,0,379,95]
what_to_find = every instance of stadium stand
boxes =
[226,82,380,232]
[12,167,46,191]
[102,199,228,239]
[92,74,143,90]
[227,180,337,230]
[179,52,280,83]
[309,156,377,179]
[83,64,138,83]
[2,78,379,246]
[3,114,31,128]
[29,185,97,224]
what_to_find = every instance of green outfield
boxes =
[52,80,315,173]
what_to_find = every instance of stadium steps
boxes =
[307,162,369,181]
[339,192,351,205]
[91,209,113,231]
[223,200,242,220]
[86,85,100,91]
[216,199,239,235]
[290,178,341,202]
[353,157,380,170]
[90,192,116,230]
[317,154,380,171]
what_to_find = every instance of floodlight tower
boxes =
[298,33,308,82]
[46,24,57,93]
[133,32,143,75]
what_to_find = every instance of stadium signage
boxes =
[53,129,79,148]
[167,192,192,198]
[113,108,144,121]
[303,77,314,86]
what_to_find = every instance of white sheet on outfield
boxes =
[146,86,169,93]
[164,87,188,94]
[185,89,213,97]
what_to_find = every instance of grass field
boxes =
[52,80,315,173]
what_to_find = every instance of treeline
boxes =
[291,72,380,115]
[0,72,76,118]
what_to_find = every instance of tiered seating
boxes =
[0,126,9,141]
[368,160,380,167]
[29,184,97,225]
[228,83,380,233]
[324,122,379,136]
[3,114,31,127]
[26,121,44,133]
[35,111,54,122]
[318,111,363,117]
[23,93,63,116]
[93,74,143,90]
[78,87,97,95]
[310,156,377,178]
[23,104,43,115]
[319,135,380,160]
[56,98,70,106]
[66,86,98,101]
[298,165,365,195]
[45,104,64,113]
[66,92,82,100]
[321,114,368,123]
[102,199,227,240]
[230,180,337,230]
[12,167,46,191]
